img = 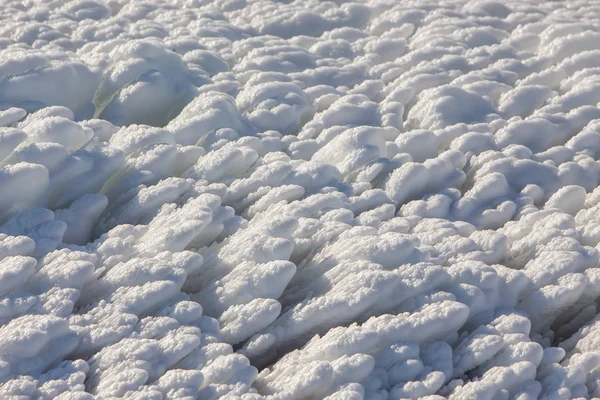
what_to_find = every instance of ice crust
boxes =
[2,0,600,399]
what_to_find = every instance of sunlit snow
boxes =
[1,0,600,399]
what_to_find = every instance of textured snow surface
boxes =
[4,0,600,399]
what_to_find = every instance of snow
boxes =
[3,0,600,399]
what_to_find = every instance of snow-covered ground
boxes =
[2,0,600,398]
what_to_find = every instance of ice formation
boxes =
[2,0,600,399]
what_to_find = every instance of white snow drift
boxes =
[1,0,600,399]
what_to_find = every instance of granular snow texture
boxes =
[2,0,600,399]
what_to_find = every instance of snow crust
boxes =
[1,0,600,399]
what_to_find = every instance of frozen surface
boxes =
[2,0,600,399]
